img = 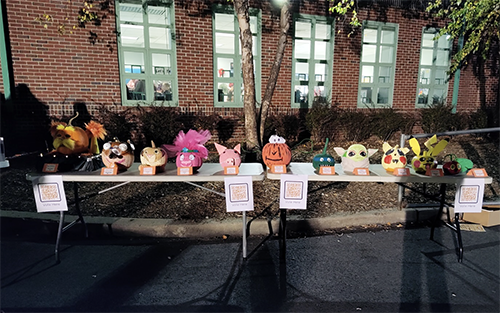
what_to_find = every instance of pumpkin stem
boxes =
[322,138,329,154]
[68,111,80,126]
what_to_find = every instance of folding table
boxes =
[267,163,493,262]
[26,162,265,262]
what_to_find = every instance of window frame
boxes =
[290,14,335,109]
[415,27,452,108]
[116,0,178,106]
[357,21,398,108]
[212,5,261,108]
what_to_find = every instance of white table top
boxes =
[266,163,493,184]
[26,163,265,182]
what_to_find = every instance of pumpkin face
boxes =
[334,144,378,173]
[140,141,167,168]
[101,139,135,171]
[262,135,291,168]
[176,148,204,169]
[382,142,409,172]
[312,138,335,170]
[411,153,437,174]
[52,124,90,155]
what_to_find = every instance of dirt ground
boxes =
[1,135,498,222]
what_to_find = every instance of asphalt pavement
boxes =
[1,214,499,313]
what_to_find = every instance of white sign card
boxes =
[280,174,308,210]
[32,175,68,213]
[454,178,485,213]
[224,176,254,212]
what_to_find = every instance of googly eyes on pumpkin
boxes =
[103,143,111,150]
[360,151,367,157]
[348,151,355,157]
[189,154,195,160]
[180,154,185,161]
[119,143,128,151]
[269,135,286,144]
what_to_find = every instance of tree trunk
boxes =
[234,0,258,151]
[259,2,290,146]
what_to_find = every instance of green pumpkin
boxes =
[313,138,335,170]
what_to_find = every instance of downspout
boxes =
[0,0,14,103]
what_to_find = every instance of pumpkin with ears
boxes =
[312,138,335,170]
[262,135,291,168]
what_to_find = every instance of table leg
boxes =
[242,211,247,259]
[455,213,464,262]
[279,209,287,261]
[55,211,64,263]
[430,183,447,240]
[73,182,88,238]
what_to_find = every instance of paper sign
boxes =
[140,166,156,175]
[467,168,488,177]
[454,178,485,213]
[393,168,410,176]
[101,167,118,175]
[426,168,443,177]
[319,166,335,175]
[32,175,68,213]
[42,163,59,173]
[270,164,286,174]
[280,174,308,210]
[177,167,193,175]
[224,166,239,175]
[353,168,369,176]
[224,176,254,212]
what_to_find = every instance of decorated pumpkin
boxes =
[262,135,291,168]
[101,138,135,171]
[312,138,335,170]
[381,142,410,172]
[49,113,106,155]
[139,140,167,171]
[457,157,474,173]
[334,144,377,173]
[163,129,211,171]
[442,154,462,175]
[215,143,241,168]
[409,135,449,174]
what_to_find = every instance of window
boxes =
[117,0,177,105]
[213,7,261,107]
[416,28,451,107]
[358,22,398,108]
[291,15,334,108]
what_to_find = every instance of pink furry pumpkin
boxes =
[163,130,211,171]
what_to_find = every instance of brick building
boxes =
[0,0,498,153]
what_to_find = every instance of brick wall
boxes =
[2,0,497,150]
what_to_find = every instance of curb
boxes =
[0,207,439,238]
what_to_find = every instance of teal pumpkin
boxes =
[457,158,474,173]
[313,138,335,170]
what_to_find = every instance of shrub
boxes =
[137,105,183,148]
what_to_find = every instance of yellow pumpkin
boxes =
[262,135,291,168]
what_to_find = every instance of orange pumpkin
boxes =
[262,135,291,168]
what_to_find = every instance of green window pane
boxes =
[437,35,451,48]
[379,66,391,83]
[295,40,311,59]
[294,85,308,105]
[295,21,311,38]
[379,46,393,63]
[121,24,144,47]
[417,88,429,104]
[361,87,373,104]
[153,80,173,101]
[119,3,143,23]
[362,44,376,62]
[420,49,433,66]
[152,53,171,75]
[377,88,389,104]
[314,41,327,60]
[422,33,435,47]
[295,62,308,81]
[435,69,446,85]
[149,27,171,49]
[250,16,257,34]
[315,23,330,40]
[148,6,170,25]
[420,68,431,84]
[436,50,449,66]
[363,28,378,43]
[124,51,144,73]
[126,79,146,100]
[216,32,235,54]
[361,65,374,83]
[381,30,394,44]
[215,13,234,31]
[315,63,326,82]
[432,89,446,104]
[217,58,234,78]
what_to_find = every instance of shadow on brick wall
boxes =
[0,84,51,156]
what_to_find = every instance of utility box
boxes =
[463,205,500,227]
